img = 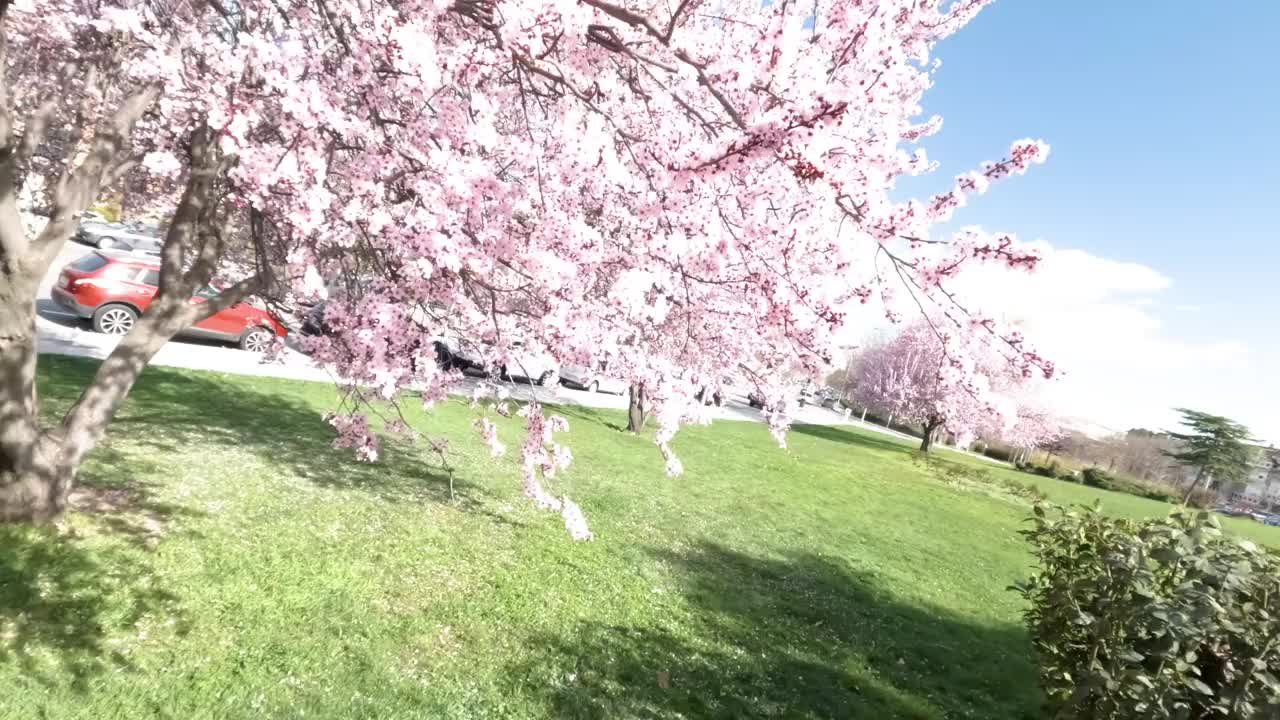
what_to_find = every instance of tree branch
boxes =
[28,83,159,269]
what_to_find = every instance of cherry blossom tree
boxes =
[0,0,1052,534]
[852,322,1039,452]
[1002,405,1062,464]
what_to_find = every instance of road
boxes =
[33,240,946,443]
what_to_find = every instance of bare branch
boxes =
[27,82,160,269]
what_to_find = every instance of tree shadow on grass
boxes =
[540,404,630,434]
[790,423,922,457]
[510,542,1042,719]
[0,525,187,695]
[7,355,502,696]
[37,355,485,509]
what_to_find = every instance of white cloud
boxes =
[835,240,1277,444]
[949,241,1275,443]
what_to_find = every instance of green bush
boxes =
[90,200,123,223]
[983,445,1015,463]
[1080,466,1115,488]
[1078,467,1181,503]
[1015,505,1280,718]
[1033,461,1060,479]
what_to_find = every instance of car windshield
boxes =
[195,285,220,299]
[69,253,108,272]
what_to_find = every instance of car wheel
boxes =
[240,326,273,352]
[537,370,555,387]
[92,304,137,335]
[588,380,600,393]
[96,236,116,250]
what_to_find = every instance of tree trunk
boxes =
[0,291,202,520]
[919,419,941,453]
[1182,467,1208,506]
[626,382,646,433]
[0,263,60,520]
[860,408,867,423]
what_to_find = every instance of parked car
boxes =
[51,251,287,351]
[301,300,333,336]
[435,336,559,385]
[693,385,724,406]
[798,385,814,407]
[560,362,627,394]
[749,384,813,410]
[73,218,164,254]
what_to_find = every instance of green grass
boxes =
[3,356,1277,719]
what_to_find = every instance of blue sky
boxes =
[889,0,1280,443]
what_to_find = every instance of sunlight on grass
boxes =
[3,356,1271,719]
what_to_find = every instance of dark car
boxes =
[301,300,334,336]
[52,251,287,351]
[694,386,724,406]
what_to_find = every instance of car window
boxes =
[138,269,160,286]
[195,285,220,299]
[69,253,109,272]
[102,262,142,280]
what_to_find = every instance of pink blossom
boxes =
[559,498,593,541]
[141,151,182,179]
[475,417,505,458]
[3,0,1054,537]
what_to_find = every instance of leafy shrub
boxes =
[1075,467,1181,503]
[983,445,1014,463]
[1015,505,1280,718]
[1080,466,1115,488]
[89,200,123,223]
[1033,462,1060,479]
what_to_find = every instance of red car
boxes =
[51,251,287,351]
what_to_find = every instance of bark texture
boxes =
[626,382,647,433]
[0,93,261,520]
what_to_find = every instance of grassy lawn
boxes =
[3,356,1277,719]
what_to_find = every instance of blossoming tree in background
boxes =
[0,0,1051,536]
[852,322,1049,452]
[1004,405,1063,464]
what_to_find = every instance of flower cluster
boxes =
[4,0,1054,539]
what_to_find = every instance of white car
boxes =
[436,336,559,386]
[560,363,627,394]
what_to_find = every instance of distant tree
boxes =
[1163,409,1255,505]
[852,323,1033,453]
[1004,405,1063,464]
[823,368,849,395]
